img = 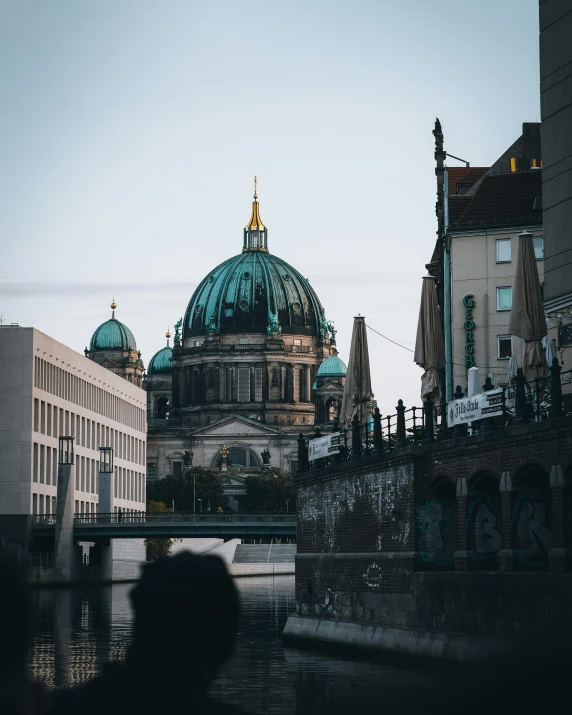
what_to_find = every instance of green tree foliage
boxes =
[145,500,177,560]
[146,467,228,513]
[244,470,296,513]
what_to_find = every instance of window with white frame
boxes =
[497,286,512,311]
[293,339,302,346]
[496,239,511,263]
[533,236,544,260]
[497,335,512,359]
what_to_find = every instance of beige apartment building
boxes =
[0,326,147,517]
[429,122,545,397]
[450,220,544,391]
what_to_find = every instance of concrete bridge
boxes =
[34,513,296,540]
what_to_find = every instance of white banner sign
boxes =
[446,389,504,427]
[308,432,342,461]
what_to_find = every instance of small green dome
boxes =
[317,356,347,378]
[148,346,173,375]
[90,318,137,352]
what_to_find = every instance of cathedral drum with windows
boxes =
[145,184,340,490]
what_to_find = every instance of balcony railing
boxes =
[297,361,572,471]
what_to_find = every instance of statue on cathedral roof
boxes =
[267,313,282,338]
[174,318,182,347]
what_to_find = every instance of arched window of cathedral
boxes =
[328,400,339,422]
[214,447,260,469]
[157,395,170,420]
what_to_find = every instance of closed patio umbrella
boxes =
[414,276,445,404]
[339,315,373,427]
[508,232,547,381]
[545,339,557,369]
[508,356,519,385]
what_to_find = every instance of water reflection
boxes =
[29,575,435,714]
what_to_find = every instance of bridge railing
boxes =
[33,513,296,526]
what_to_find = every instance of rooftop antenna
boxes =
[446,152,470,167]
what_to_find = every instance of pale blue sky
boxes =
[0,0,540,411]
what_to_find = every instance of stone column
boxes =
[498,471,518,572]
[98,461,114,582]
[262,363,269,401]
[219,364,225,402]
[305,364,312,402]
[280,364,286,401]
[250,364,255,402]
[54,461,76,583]
[453,477,470,571]
[291,364,298,403]
[172,369,180,409]
[189,366,195,405]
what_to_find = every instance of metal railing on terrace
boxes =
[297,360,572,471]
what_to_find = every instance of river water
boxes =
[29,576,442,714]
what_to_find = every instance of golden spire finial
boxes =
[110,297,117,319]
[244,177,266,234]
[165,327,171,346]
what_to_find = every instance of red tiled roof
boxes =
[446,167,488,195]
[452,170,543,229]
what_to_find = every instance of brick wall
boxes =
[295,417,572,638]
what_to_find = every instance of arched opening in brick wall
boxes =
[417,477,457,569]
[466,472,502,570]
[512,465,552,570]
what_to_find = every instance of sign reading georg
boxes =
[308,433,342,461]
[447,389,504,427]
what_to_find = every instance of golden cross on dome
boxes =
[254,175,258,200]
[220,444,229,459]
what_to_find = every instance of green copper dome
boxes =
[148,345,173,375]
[184,251,327,338]
[317,355,347,378]
[90,304,137,352]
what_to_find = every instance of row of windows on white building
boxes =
[34,356,145,432]
[33,398,145,465]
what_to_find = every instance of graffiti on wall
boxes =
[513,496,553,565]
[467,497,503,559]
[417,499,455,566]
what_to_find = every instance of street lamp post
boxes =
[198,498,203,513]
[193,472,196,515]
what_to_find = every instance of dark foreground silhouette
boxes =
[47,552,251,715]
[3,544,571,715]
[0,552,46,715]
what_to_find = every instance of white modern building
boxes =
[0,325,147,517]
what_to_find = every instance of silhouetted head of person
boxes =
[0,551,32,712]
[128,552,239,692]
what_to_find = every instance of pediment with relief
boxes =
[192,415,283,437]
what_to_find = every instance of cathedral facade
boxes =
[145,187,345,507]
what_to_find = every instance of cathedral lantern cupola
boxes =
[243,176,268,252]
